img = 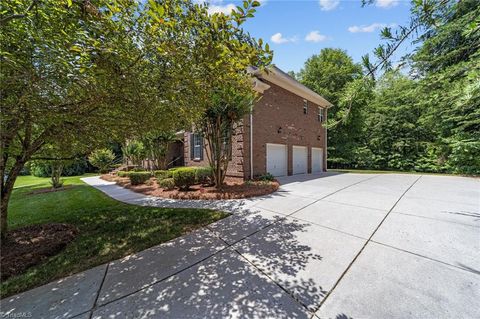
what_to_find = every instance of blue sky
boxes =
[206,0,413,72]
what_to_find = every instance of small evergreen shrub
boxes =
[128,172,151,185]
[257,173,275,182]
[154,170,172,180]
[172,167,196,190]
[158,177,175,190]
[195,166,213,185]
[117,171,129,178]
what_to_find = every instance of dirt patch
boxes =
[101,174,279,200]
[27,185,75,196]
[1,223,78,280]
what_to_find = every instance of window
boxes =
[318,108,324,122]
[190,133,203,160]
[303,100,308,114]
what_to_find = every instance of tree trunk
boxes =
[1,193,10,239]
[51,162,64,188]
[0,160,24,239]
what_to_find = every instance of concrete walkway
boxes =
[2,173,479,318]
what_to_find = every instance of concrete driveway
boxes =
[2,173,479,318]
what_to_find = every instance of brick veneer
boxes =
[183,80,327,179]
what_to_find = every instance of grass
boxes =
[329,168,466,176]
[1,174,228,298]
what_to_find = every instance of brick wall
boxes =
[183,127,245,178]
[243,80,327,178]
[183,80,327,179]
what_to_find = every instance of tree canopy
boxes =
[0,0,272,237]
[299,0,479,174]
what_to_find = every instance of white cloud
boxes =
[270,32,297,44]
[207,3,236,15]
[201,0,266,15]
[305,30,327,43]
[319,0,339,11]
[348,22,396,33]
[375,0,399,8]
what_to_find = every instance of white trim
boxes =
[249,66,333,108]
[250,111,253,179]
[252,78,270,93]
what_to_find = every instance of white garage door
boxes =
[266,144,287,177]
[312,147,323,173]
[293,146,308,175]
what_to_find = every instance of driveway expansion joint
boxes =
[313,174,423,314]
[370,240,480,276]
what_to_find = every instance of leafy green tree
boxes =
[122,141,147,168]
[363,72,431,170]
[198,81,257,187]
[0,0,271,237]
[298,48,364,167]
[348,0,479,174]
[142,131,178,170]
[298,48,362,106]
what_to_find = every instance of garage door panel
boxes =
[266,144,287,177]
[293,146,307,175]
[312,147,323,173]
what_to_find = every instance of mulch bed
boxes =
[1,223,78,280]
[27,185,75,196]
[101,174,279,200]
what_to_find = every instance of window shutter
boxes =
[199,136,204,160]
[190,133,194,159]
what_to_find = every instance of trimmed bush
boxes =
[88,149,115,173]
[128,172,151,185]
[154,170,171,180]
[172,167,196,190]
[117,171,129,178]
[158,178,175,190]
[195,166,213,185]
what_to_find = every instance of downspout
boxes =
[250,110,253,179]
[324,107,328,172]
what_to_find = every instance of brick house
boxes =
[181,66,332,179]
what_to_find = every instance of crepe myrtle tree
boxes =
[0,0,272,238]
[142,131,179,170]
[198,80,257,188]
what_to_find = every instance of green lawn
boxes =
[1,174,228,298]
[329,168,464,176]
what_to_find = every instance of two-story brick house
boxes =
[182,66,332,179]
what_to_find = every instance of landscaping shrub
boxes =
[257,173,275,182]
[154,170,172,180]
[172,167,196,190]
[88,149,115,173]
[195,167,213,185]
[128,172,151,185]
[117,171,129,178]
[158,178,175,190]
[30,159,88,177]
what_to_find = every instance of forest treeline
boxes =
[294,1,479,175]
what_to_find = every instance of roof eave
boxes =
[248,66,333,108]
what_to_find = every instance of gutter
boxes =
[325,109,328,172]
[250,110,253,179]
